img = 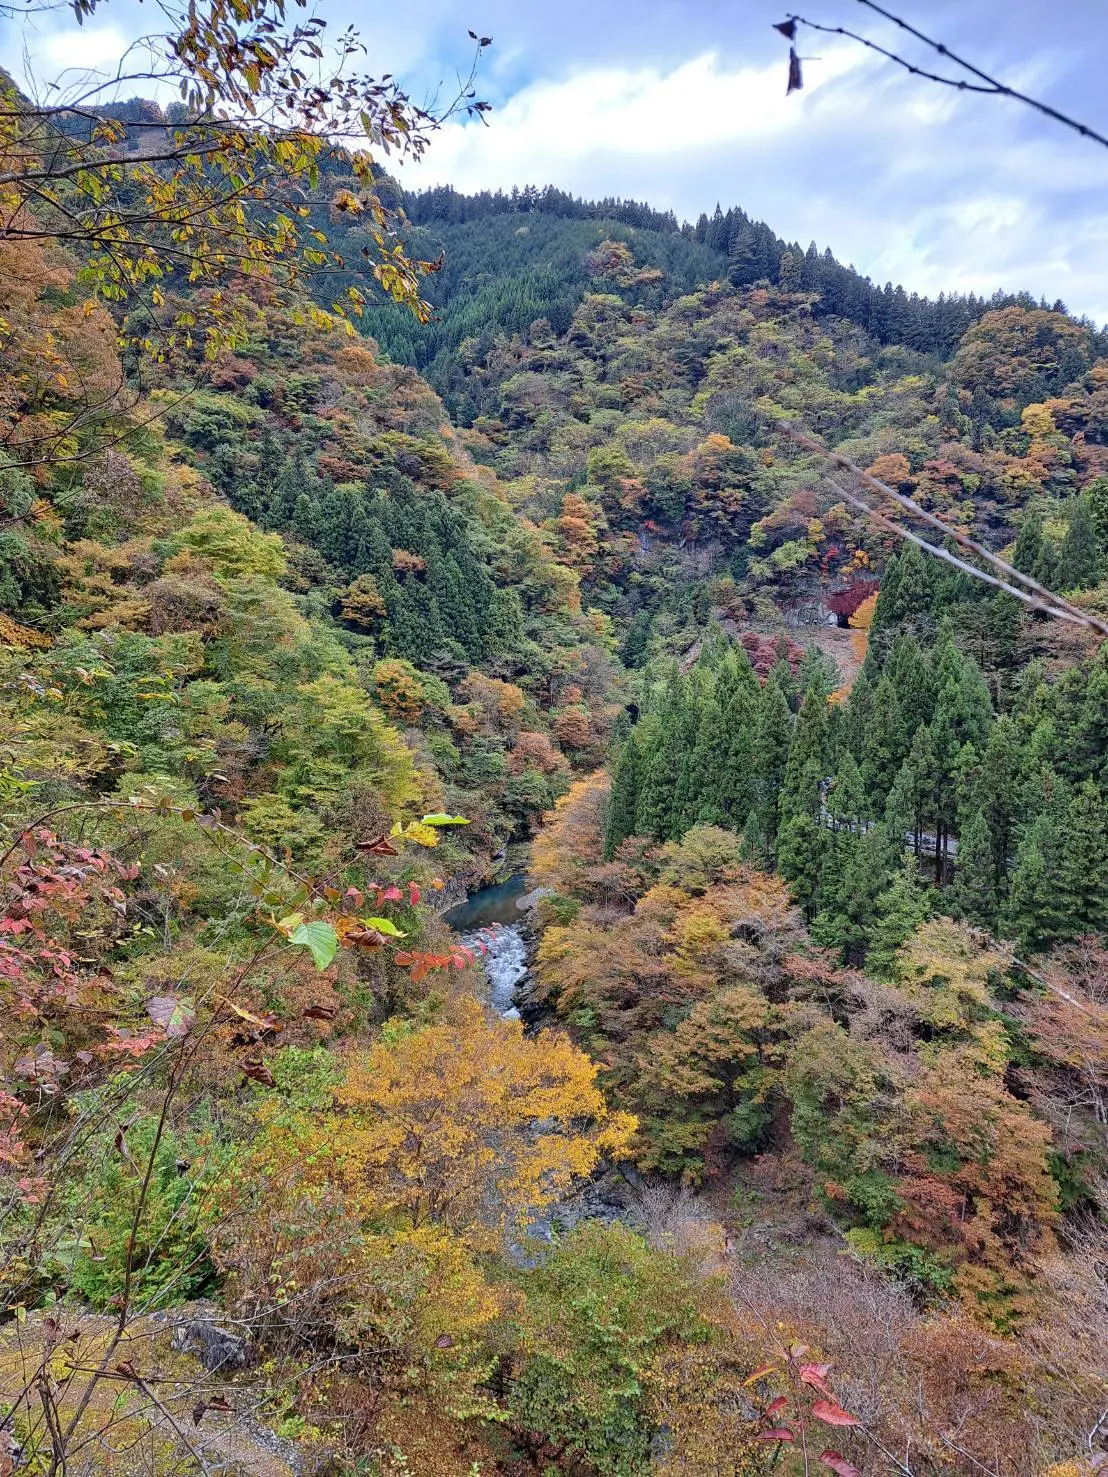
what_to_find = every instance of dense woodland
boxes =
[0,13,1107,1475]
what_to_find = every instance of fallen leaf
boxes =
[146,995,196,1039]
[240,1058,275,1088]
[819,1453,860,1477]
[811,1401,860,1428]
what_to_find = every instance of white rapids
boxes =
[464,924,527,1019]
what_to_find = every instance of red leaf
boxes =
[408,883,421,906]
[743,1364,778,1386]
[356,834,399,856]
[811,1401,860,1428]
[756,1429,795,1443]
[303,1003,338,1021]
[819,1453,860,1477]
[765,1396,789,1417]
[799,1362,834,1395]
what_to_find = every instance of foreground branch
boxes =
[778,2,1108,150]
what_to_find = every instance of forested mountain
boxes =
[340,182,1099,420]
[1,39,1107,1477]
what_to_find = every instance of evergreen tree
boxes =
[1002,810,1066,953]
[1055,779,1108,935]
[750,677,793,856]
[886,633,935,735]
[605,734,643,859]
[949,808,999,931]
[484,587,525,660]
[687,697,732,827]
[621,610,653,668]
[861,674,907,804]
[841,668,875,762]
[867,857,933,977]
[1012,507,1045,576]
[1084,475,1108,552]
[979,717,1019,898]
[716,647,761,822]
[637,693,687,841]
[889,542,933,625]
[1075,646,1108,787]
[886,725,937,860]
[780,679,829,823]
[812,821,896,964]
[777,807,826,914]
[1055,497,1102,592]
[869,556,902,638]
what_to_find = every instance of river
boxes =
[445,872,640,1245]
[443,874,529,1019]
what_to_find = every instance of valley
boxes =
[0,10,1106,1472]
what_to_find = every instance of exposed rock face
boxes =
[170,1303,256,1373]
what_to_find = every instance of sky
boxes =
[4,0,1108,323]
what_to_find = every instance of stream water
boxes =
[445,872,638,1248]
[444,874,529,1019]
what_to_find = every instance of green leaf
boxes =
[420,813,470,827]
[363,917,406,938]
[289,920,339,970]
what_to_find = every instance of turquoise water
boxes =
[443,874,527,930]
[445,875,529,1018]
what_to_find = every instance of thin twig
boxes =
[785,3,1108,151]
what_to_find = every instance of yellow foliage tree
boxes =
[330,996,636,1241]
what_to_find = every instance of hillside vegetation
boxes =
[0,57,1106,1477]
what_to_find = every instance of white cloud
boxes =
[2,0,1104,325]
[404,46,862,186]
[399,40,1108,325]
[38,24,131,72]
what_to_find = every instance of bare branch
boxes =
[781,3,1108,150]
